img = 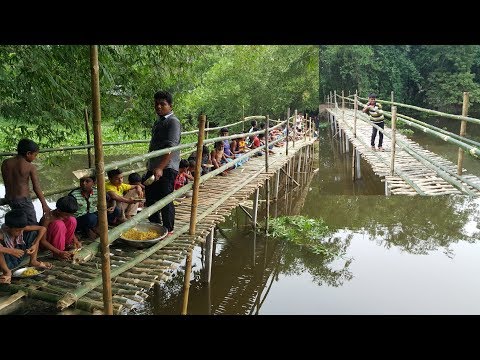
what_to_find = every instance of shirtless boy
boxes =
[1,139,51,225]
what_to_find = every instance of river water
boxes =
[2,116,480,314]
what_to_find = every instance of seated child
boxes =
[188,145,212,175]
[40,196,81,260]
[0,209,52,284]
[211,141,229,175]
[174,159,194,190]
[105,169,143,223]
[120,172,145,220]
[69,175,101,239]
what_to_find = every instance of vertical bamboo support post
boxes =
[181,249,193,315]
[203,227,214,283]
[351,148,356,181]
[457,92,469,175]
[205,118,209,140]
[391,91,394,107]
[189,114,206,235]
[354,91,358,138]
[90,45,113,315]
[334,90,337,108]
[355,148,361,179]
[265,115,270,236]
[341,90,345,110]
[286,108,290,156]
[84,108,92,168]
[390,106,397,176]
[275,170,280,200]
[329,91,333,108]
[252,188,259,229]
[293,109,297,149]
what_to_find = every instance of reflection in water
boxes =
[4,127,480,314]
[146,125,480,315]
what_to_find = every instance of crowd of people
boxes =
[0,90,311,284]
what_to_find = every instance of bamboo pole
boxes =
[341,90,345,109]
[358,95,480,126]
[293,110,297,148]
[59,140,285,310]
[70,125,284,179]
[382,111,480,158]
[206,118,209,140]
[265,115,270,236]
[390,106,397,176]
[457,92,469,175]
[354,91,358,138]
[84,108,93,168]
[90,45,113,315]
[190,114,206,235]
[391,91,394,109]
[74,134,287,263]
[357,114,477,195]
[286,108,290,156]
[182,250,192,315]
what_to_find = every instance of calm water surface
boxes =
[2,122,480,314]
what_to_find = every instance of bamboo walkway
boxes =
[328,107,480,195]
[1,137,316,314]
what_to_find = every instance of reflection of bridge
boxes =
[327,94,480,195]
[204,171,316,315]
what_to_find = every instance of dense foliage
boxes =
[319,45,480,114]
[0,45,318,150]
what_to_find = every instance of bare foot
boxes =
[30,260,53,269]
[0,274,11,284]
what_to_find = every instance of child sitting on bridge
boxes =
[0,209,52,284]
[40,196,81,260]
[105,169,144,223]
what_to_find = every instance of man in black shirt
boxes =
[145,91,181,234]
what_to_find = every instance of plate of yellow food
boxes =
[119,222,168,249]
[12,266,46,278]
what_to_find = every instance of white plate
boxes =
[12,266,46,278]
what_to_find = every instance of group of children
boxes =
[0,120,306,284]
[0,139,148,284]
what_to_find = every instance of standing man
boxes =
[145,91,181,234]
[362,93,385,151]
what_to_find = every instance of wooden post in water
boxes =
[390,106,397,176]
[90,45,113,315]
[189,114,206,235]
[203,227,214,283]
[181,250,193,315]
[286,108,290,156]
[252,188,260,229]
[84,108,92,168]
[351,148,356,181]
[184,113,205,314]
[354,91,358,138]
[355,148,362,179]
[265,115,270,236]
[457,92,469,175]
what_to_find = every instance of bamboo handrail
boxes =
[340,94,480,126]
[353,111,478,194]
[59,135,287,310]
[73,132,287,263]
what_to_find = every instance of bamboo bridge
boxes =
[0,124,317,314]
[326,91,480,196]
